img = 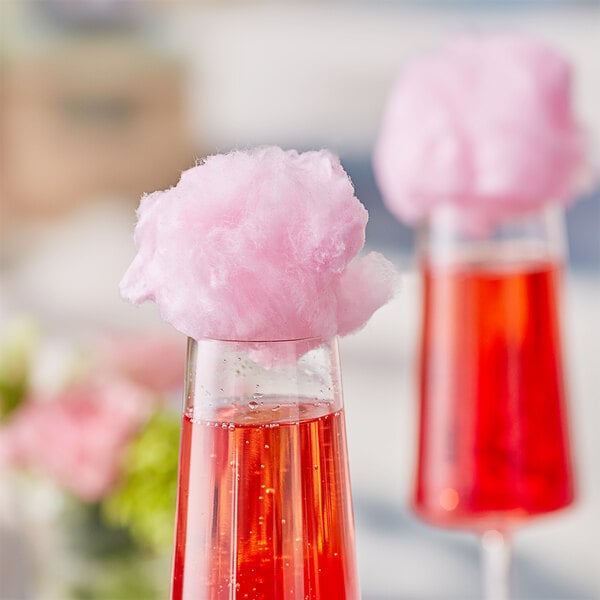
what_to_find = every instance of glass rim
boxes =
[188,335,333,344]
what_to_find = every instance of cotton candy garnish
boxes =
[373,35,589,227]
[120,147,397,342]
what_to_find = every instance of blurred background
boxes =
[0,1,598,598]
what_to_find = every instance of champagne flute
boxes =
[413,205,575,600]
[171,336,360,600]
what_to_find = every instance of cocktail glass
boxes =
[413,205,575,600]
[171,336,360,600]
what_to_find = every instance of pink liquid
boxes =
[171,398,359,600]
[414,260,575,531]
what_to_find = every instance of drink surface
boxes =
[172,397,359,600]
[414,259,574,531]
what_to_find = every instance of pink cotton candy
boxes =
[373,35,589,227]
[120,147,397,342]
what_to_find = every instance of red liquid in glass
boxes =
[414,260,574,531]
[172,398,359,600]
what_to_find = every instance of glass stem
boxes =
[481,529,511,600]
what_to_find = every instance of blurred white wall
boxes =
[159,2,600,157]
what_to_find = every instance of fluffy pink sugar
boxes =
[373,34,589,226]
[335,252,398,335]
[121,147,396,342]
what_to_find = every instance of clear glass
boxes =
[413,205,575,600]
[171,337,360,600]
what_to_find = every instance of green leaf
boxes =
[0,318,37,420]
[102,410,180,552]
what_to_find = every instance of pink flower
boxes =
[0,379,151,502]
[96,332,186,394]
